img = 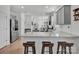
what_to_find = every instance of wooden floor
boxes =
[0,39,24,54]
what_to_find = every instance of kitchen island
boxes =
[21,31,79,54]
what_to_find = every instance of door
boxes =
[10,19,12,43]
[0,13,7,48]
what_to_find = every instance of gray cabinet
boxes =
[56,5,71,25]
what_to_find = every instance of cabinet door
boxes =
[57,9,61,24]
[64,5,71,24]
[0,13,7,48]
[60,7,64,24]
[56,5,71,25]
[58,9,61,24]
[56,11,58,24]
[57,7,64,25]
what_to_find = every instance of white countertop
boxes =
[23,31,79,37]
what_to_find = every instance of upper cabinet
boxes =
[56,5,71,25]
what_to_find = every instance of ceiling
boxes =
[10,5,61,15]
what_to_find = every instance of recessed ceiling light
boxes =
[21,6,24,9]
[49,8,54,11]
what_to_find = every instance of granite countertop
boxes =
[23,31,79,37]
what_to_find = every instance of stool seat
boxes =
[42,41,51,43]
[23,43,35,47]
[23,41,35,47]
[42,41,51,47]
[58,42,66,45]
[41,41,54,54]
[57,41,74,54]
[66,43,74,47]
[23,41,36,54]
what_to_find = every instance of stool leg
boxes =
[61,46,63,54]
[57,44,59,54]
[41,46,44,54]
[49,46,53,54]
[26,46,28,54]
[64,46,66,54]
[32,46,36,54]
[32,46,34,54]
[69,47,72,54]
[24,46,26,54]
[34,46,36,54]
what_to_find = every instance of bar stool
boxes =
[57,41,66,54]
[23,41,36,54]
[66,43,74,54]
[41,41,54,54]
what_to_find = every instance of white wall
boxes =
[21,13,25,36]
[20,13,50,36]
[71,5,79,35]
[60,5,79,35]
[0,6,10,48]
[24,15,32,29]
